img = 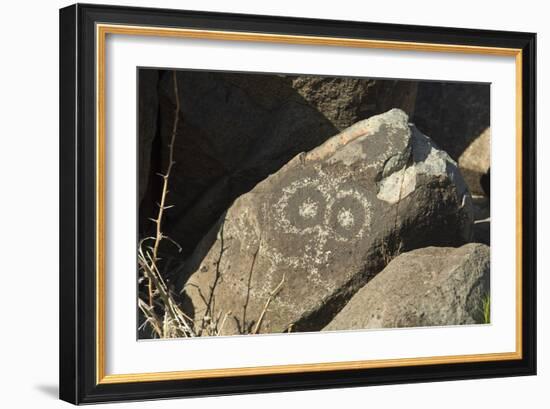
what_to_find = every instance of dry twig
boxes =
[252,273,286,335]
[147,70,181,307]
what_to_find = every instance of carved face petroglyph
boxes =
[273,171,372,249]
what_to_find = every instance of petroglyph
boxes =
[337,209,354,229]
[299,197,319,219]
[181,109,474,335]
[274,176,372,243]
[327,189,371,242]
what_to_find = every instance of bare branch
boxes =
[252,273,286,335]
[147,70,181,307]
[241,238,261,334]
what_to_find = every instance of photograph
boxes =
[55,3,536,404]
[0,0,543,406]
[137,69,491,339]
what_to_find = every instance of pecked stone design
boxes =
[179,109,473,336]
[273,175,372,242]
[147,72,419,258]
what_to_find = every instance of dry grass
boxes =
[138,70,284,339]
[138,70,195,338]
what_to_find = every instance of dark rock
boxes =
[481,169,490,197]
[179,109,474,336]
[138,69,159,204]
[472,196,490,245]
[323,243,490,331]
[140,71,418,256]
[413,82,490,161]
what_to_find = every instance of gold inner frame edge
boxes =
[95,23,523,385]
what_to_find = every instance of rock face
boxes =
[458,127,491,196]
[323,244,490,331]
[139,70,418,256]
[179,109,474,336]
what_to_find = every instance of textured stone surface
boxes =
[139,71,418,256]
[323,243,490,331]
[459,127,491,196]
[179,109,474,335]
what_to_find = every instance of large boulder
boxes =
[323,243,490,331]
[139,71,418,256]
[179,109,474,336]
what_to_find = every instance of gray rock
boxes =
[179,109,474,336]
[323,243,490,331]
[143,71,418,256]
[458,127,491,196]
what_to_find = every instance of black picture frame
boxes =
[59,3,536,404]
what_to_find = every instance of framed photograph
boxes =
[59,3,536,404]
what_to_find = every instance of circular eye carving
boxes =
[326,191,371,241]
[285,185,326,231]
[274,178,371,244]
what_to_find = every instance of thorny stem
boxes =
[148,70,180,307]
